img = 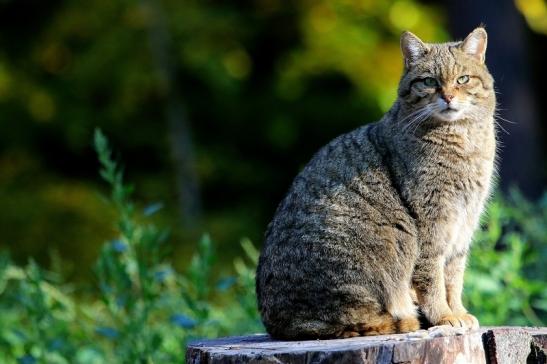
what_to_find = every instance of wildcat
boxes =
[256,27,496,339]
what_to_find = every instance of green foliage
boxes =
[0,0,450,270]
[465,190,547,326]
[0,131,262,363]
[0,131,545,363]
[0,258,80,364]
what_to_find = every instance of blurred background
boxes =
[0,0,546,279]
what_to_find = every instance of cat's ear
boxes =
[461,27,487,64]
[400,31,428,67]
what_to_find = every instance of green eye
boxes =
[457,75,470,84]
[423,77,437,87]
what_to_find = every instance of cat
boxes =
[256,27,496,339]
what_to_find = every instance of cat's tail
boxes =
[271,312,419,340]
[334,313,420,338]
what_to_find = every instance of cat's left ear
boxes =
[401,31,428,67]
[461,27,487,64]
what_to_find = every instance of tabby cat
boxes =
[256,27,496,339]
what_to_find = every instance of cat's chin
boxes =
[432,109,464,122]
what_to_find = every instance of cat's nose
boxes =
[441,94,455,104]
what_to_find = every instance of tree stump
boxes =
[186,326,547,363]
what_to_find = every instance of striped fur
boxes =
[256,28,496,339]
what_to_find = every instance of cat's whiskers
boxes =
[401,106,435,134]
[407,106,438,135]
[474,105,513,135]
[491,114,511,135]
[399,106,431,125]
[494,114,516,125]
[409,108,436,135]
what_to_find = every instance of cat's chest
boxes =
[404,141,495,219]
[405,149,494,254]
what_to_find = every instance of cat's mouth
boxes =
[440,107,458,113]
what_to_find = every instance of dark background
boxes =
[0,0,545,279]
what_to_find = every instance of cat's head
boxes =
[397,27,495,123]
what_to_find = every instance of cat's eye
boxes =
[457,75,470,84]
[423,77,437,87]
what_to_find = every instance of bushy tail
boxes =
[267,312,420,340]
[334,312,398,338]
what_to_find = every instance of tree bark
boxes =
[186,327,547,363]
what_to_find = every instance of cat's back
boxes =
[262,123,399,247]
[256,121,418,338]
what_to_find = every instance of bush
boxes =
[0,131,545,363]
[465,190,547,326]
[0,130,262,363]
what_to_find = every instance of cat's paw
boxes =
[437,314,464,328]
[458,313,479,330]
[437,313,479,330]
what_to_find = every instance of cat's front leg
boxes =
[444,253,479,330]
[413,253,456,327]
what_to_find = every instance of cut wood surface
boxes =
[186,326,547,364]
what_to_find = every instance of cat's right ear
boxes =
[400,31,428,68]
